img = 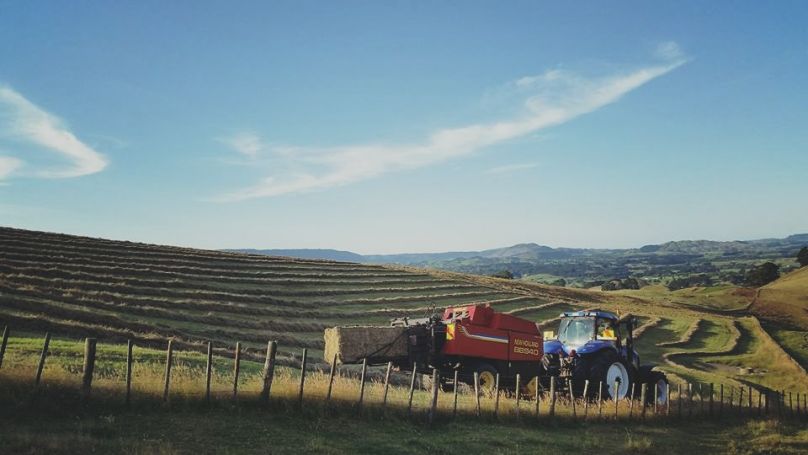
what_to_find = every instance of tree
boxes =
[745,262,780,287]
[798,246,808,267]
[490,270,514,279]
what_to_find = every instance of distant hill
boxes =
[232,234,808,287]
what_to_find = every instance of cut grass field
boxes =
[0,228,808,420]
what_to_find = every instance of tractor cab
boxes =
[546,310,629,355]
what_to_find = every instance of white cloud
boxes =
[219,131,265,159]
[484,162,539,175]
[0,156,23,181]
[0,85,108,179]
[215,45,687,202]
[654,41,684,61]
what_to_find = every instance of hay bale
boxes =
[323,326,408,365]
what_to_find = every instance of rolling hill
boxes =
[1,226,806,392]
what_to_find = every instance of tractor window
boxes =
[596,318,617,340]
[558,317,595,346]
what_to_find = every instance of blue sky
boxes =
[1,1,807,254]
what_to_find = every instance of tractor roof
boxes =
[561,309,619,320]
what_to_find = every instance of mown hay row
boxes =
[0,279,360,320]
[0,240,414,276]
[505,301,567,316]
[0,227,372,267]
[0,284,331,333]
[748,317,808,377]
[662,319,742,372]
[656,319,703,348]
[0,251,450,286]
[0,300,320,352]
[0,261,482,297]
[632,316,663,340]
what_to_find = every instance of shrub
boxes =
[744,262,780,287]
[797,246,808,267]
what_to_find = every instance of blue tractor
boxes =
[542,310,668,404]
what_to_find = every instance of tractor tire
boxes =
[645,370,669,406]
[589,350,632,400]
[474,363,499,397]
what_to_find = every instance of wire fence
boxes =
[1,326,806,424]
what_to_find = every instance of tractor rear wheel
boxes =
[590,351,632,400]
[645,371,668,406]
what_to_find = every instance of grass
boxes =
[1,358,807,454]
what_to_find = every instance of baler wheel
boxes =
[475,364,498,396]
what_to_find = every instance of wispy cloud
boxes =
[484,162,539,175]
[215,43,687,202]
[0,156,23,182]
[0,85,108,179]
[219,131,266,159]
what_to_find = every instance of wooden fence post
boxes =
[382,361,392,409]
[549,376,556,418]
[677,383,682,419]
[125,340,133,405]
[666,383,671,417]
[357,358,367,411]
[613,379,619,419]
[205,341,213,403]
[0,325,8,369]
[640,383,647,419]
[764,391,769,415]
[789,391,794,417]
[738,387,745,417]
[708,383,714,416]
[536,378,542,418]
[688,383,694,417]
[326,354,338,403]
[260,341,277,403]
[583,380,590,419]
[719,384,724,417]
[162,339,173,403]
[493,373,500,419]
[748,386,753,414]
[408,363,417,415]
[452,370,459,418]
[515,374,522,419]
[699,383,705,415]
[81,338,97,400]
[653,381,658,415]
[428,368,439,424]
[474,372,481,417]
[34,332,51,386]
[598,381,603,419]
[729,386,735,414]
[569,379,577,420]
[757,389,762,416]
[629,383,636,419]
[297,348,308,409]
[232,342,241,400]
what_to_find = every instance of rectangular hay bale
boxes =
[324,326,408,364]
